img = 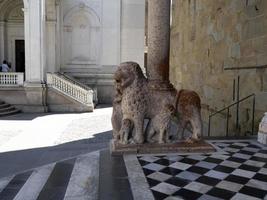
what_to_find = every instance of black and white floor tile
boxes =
[137,141,267,200]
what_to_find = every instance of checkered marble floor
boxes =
[137,141,267,200]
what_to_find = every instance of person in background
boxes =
[1,60,9,72]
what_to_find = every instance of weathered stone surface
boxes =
[111,62,203,146]
[258,113,267,144]
[147,0,170,83]
[259,113,267,133]
[258,132,267,145]
[170,0,267,136]
[110,139,215,155]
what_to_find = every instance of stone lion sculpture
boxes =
[111,82,133,144]
[112,61,202,144]
[114,62,149,144]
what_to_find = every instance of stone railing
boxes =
[47,73,94,106]
[56,72,98,104]
[0,72,24,86]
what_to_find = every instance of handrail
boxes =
[208,94,256,137]
[56,72,98,104]
[209,94,255,117]
[56,72,91,90]
[47,73,93,106]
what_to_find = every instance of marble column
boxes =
[0,22,5,62]
[147,0,173,90]
[55,0,61,72]
[23,0,47,112]
[24,0,46,85]
[46,0,57,74]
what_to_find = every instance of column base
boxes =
[110,139,215,155]
[148,80,175,91]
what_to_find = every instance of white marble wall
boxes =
[0,2,24,71]
[120,0,145,68]
[0,0,145,103]
[59,0,103,71]
[24,0,46,84]
[0,22,5,63]
[45,0,57,74]
[6,22,24,71]
[101,0,121,66]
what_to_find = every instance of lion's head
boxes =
[114,62,145,92]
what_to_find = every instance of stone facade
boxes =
[0,0,145,110]
[170,0,267,136]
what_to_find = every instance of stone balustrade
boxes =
[0,73,24,86]
[47,73,93,106]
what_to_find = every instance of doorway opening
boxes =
[15,40,25,73]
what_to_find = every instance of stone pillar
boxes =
[0,22,5,62]
[46,0,57,74]
[147,0,173,90]
[258,113,267,144]
[24,0,46,84]
[55,0,61,72]
[22,0,47,113]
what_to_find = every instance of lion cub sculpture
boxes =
[146,104,175,144]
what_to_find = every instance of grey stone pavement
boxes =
[0,105,113,178]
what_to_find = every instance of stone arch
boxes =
[0,0,24,21]
[23,0,28,8]
[63,3,101,26]
[0,0,25,72]
[62,3,101,66]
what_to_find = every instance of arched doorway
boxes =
[0,0,25,73]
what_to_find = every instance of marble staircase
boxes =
[57,72,98,105]
[46,73,95,112]
[0,100,20,117]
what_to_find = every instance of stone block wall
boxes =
[170,0,267,136]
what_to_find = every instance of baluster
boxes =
[15,75,17,84]
[64,81,66,92]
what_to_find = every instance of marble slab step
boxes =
[0,103,10,109]
[0,108,20,117]
[0,106,16,113]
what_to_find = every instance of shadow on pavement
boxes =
[0,131,112,178]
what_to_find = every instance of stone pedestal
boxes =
[111,139,215,155]
[258,113,267,144]
[110,1,207,155]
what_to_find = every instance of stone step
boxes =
[0,103,10,109]
[0,106,16,113]
[0,100,20,117]
[0,152,100,200]
[0,109,20,117]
